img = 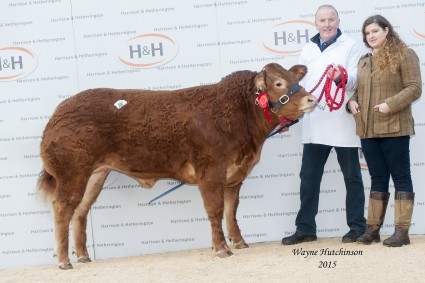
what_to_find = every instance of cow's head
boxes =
[254,63,317,121]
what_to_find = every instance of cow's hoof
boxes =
[217,249,233,258]
[234,241,249,249]
[77,256,92,263]
[58,262,73,270]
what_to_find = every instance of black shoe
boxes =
[281,232,317,245]
[342,230,364,243]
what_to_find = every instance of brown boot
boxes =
[383,192,414,247]
[357,191,390,245]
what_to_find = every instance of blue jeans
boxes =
[295,144,366,235]
[361,136,413,193]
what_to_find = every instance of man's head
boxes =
[315,5,340,42]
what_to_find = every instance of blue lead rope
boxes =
[267,119,299,138]
[147,119,299,204]
[148,182,186,204]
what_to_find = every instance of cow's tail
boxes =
[37,167,57,202]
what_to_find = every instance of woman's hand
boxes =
[374,103,390,113]
[348,101,360,114]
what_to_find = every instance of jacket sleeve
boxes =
[349,58,365,102]
[385,48,422,113]
[350,89,359,102]
[345,42,368,92]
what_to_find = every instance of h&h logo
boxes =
[261,20,316,55]
[117,33,178,68]
[0,46,37,82]
[410,12,425,40]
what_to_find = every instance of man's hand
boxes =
[328,64,342,82]
[275,123,290,134]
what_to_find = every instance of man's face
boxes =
[315,7,340,42]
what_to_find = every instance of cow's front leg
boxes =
[224,183,249,249]
[198,180,232,257]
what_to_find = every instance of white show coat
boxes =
[299,33,368,147]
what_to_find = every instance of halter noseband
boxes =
[269,83,302,113]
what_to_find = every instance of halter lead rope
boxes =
[309,64,348,111]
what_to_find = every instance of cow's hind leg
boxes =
[52,196,79,270]
[198,180,232,258]
[72,167,110,263]
[224,183,249,249]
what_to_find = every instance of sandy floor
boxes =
[1,235,424,283]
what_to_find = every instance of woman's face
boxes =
[364,22,389,51]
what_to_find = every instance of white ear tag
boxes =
[114,100,128,109]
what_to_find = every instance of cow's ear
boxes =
[288,65,308,81]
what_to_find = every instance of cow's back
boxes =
[40,70,263,180]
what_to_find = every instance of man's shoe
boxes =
[281,232,317,245]
[342,230,364,243]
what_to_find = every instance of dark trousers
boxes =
[295,143,366,235]
[361,136,413,193]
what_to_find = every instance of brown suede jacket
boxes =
[350,48,422,138]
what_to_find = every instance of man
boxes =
[282,5,367,245]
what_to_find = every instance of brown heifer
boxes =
[38,63,316,269]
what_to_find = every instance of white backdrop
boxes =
[1,0,424,269]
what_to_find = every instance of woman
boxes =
[349,15,422,247]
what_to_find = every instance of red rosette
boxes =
[257,92,269,108]
[257,92,271,123]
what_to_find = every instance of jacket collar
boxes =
[311,28,342,51]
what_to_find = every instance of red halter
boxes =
[256,91,293,124]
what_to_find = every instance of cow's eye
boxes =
[276,82,282,87]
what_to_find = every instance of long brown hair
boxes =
[362,15,406,73]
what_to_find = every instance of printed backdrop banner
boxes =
[1,0,425,269]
